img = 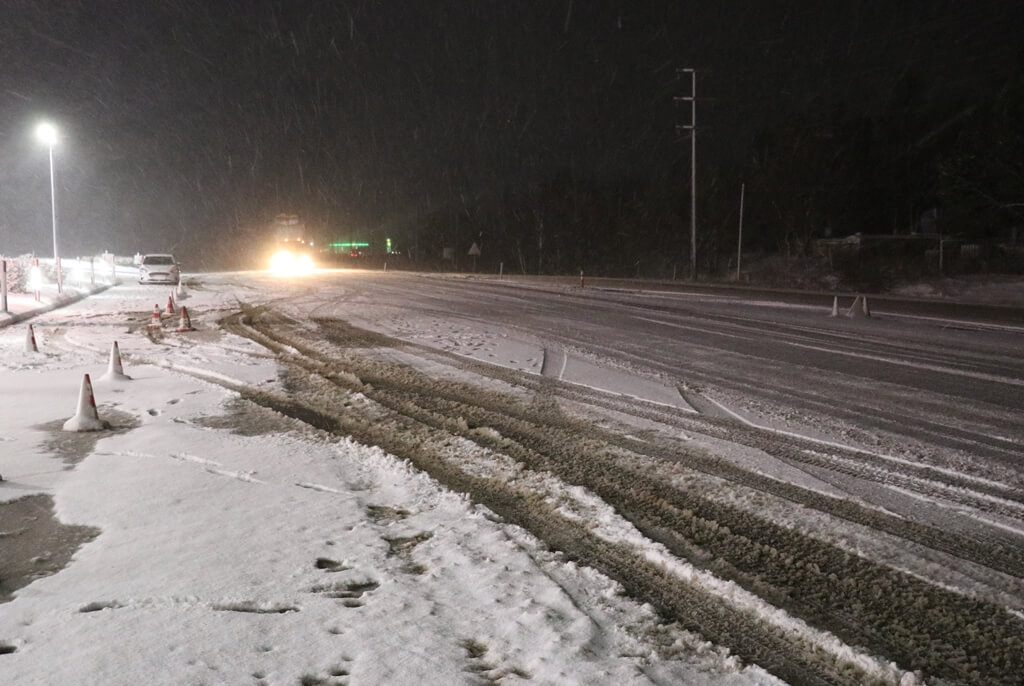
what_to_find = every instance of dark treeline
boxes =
[407,59,1024,279]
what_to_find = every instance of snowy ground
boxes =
[2,266,1022,685]
[1,272,785,685]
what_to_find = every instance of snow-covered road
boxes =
[2,269,1022,685]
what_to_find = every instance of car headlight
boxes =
[270,250,314,276]
[270,250,293,273]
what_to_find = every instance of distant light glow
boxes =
[28,265,43,291]
[35,122,58,146]
[71,260,87,285]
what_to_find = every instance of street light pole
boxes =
[36,122,61,294]
[736,182,745,281]
[47,140,61,294]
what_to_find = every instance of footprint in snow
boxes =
[298,656,354,685]
[462,638,530,681]
[79,600,124,613]
[309,580,379,608]
[365,504,410,524]
[315,557,351,573]
[384,532,432,575]
[211,600,298,614]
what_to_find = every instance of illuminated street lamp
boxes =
[35,121,62,294]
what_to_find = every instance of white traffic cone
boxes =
[25,324,39,352]
[63,373,109,432]
[847,295,871,318]
[147,305,163,329]
[829,296,839,318]
[175,306,195,332]
[847,295,863,318]
[165,294,176,316]
[100,341,131,381]
[175,279,188,300]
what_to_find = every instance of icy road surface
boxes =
[2,268,1022,685]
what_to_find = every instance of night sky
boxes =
[1,1,1020,267]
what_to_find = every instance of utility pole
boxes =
[676,68,697,279]
[736,183,745,281]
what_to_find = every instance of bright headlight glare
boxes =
[270,249,314,276]
[28,266,43,290]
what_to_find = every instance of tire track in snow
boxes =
[217,305,1024,686]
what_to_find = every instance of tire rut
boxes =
[219,306,1024,686]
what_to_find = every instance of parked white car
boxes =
[138,254,180,284]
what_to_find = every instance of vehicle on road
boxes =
[138,254,180,284]
[268,214,315,276]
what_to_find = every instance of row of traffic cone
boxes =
[148,295,195,332]
[829,295,872,319]
[24,284,191,433]
[67,289,195,430]
[63,341,130,432]
[25,324,128,377]
[26,300,196,353]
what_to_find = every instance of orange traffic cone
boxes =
[165,294,176,316]
[147,305,163,329]
[100,341,131,381]
[829,296,839,318]
[175,306,195,332]
[63,373,109,432]
[25,324,39,352]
